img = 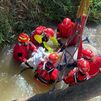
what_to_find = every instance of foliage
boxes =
[0,0,101,46]
[89,0,101,23]
[0,9,13,45]
[39,0,80,22]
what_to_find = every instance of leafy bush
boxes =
[0,0,101,46]
[0,9,12,45]
[39,0,79,22]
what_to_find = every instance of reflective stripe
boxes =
[19,36,27,40]
[73,73,78,83]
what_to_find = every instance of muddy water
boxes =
[0,24,101,101]
[84,24,101,101]
[0,46,52,101]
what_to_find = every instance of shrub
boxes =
[0,0,101,46]
[89,0,101,23]
[0,9,12,45]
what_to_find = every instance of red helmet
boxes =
[18,33,30,43]
[77,59,90,73]
[49,53,59,64]
[62,18,71,25]
[43,28,54,37]
[57,18,74,38]
[34,26,46,35]
[82,49,94,59]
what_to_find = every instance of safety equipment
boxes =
[34,27,55,43]
[57,18,74,38]
[43,42,53,52]
[77,58,90,73]
[82,49,94,59]
[34,35,43,44]
[34,26,46,35]
[35,61,59,84]
[43,28,54,37]
[62,18,71,25]
[50,37,59,46]
[49,53,59,64]
[30,26,46,44]
[18,33,30,43]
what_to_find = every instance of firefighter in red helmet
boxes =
[30,26,59,52]
[57,18,82,67]
[34,53,59,84]
[64,50,101,86]
[30,26,46,45]
[57,18,73,39]
[82,48,101,78]
[63,58,91,86]
[13,33,37,63]
[57,18,76,46]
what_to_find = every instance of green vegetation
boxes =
[0,0,101,46]
[89,0,101,23]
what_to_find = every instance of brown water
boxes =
[0,24,101,101]
[0,46,52,101]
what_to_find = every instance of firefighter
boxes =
[31,26,59,52]
[63,58,90,86]
[57,18,82,67]
[82,49,101,78]
[34,53,59,84]
[13,33,37,63]
[30,26,46,46]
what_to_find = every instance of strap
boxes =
[45,62,54,74]
[64,51,67,65]
[73,72,78,84]
[37,62,54,84]
[37,75,49,84]
[25,61,33,69]
[73,72,87,83]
